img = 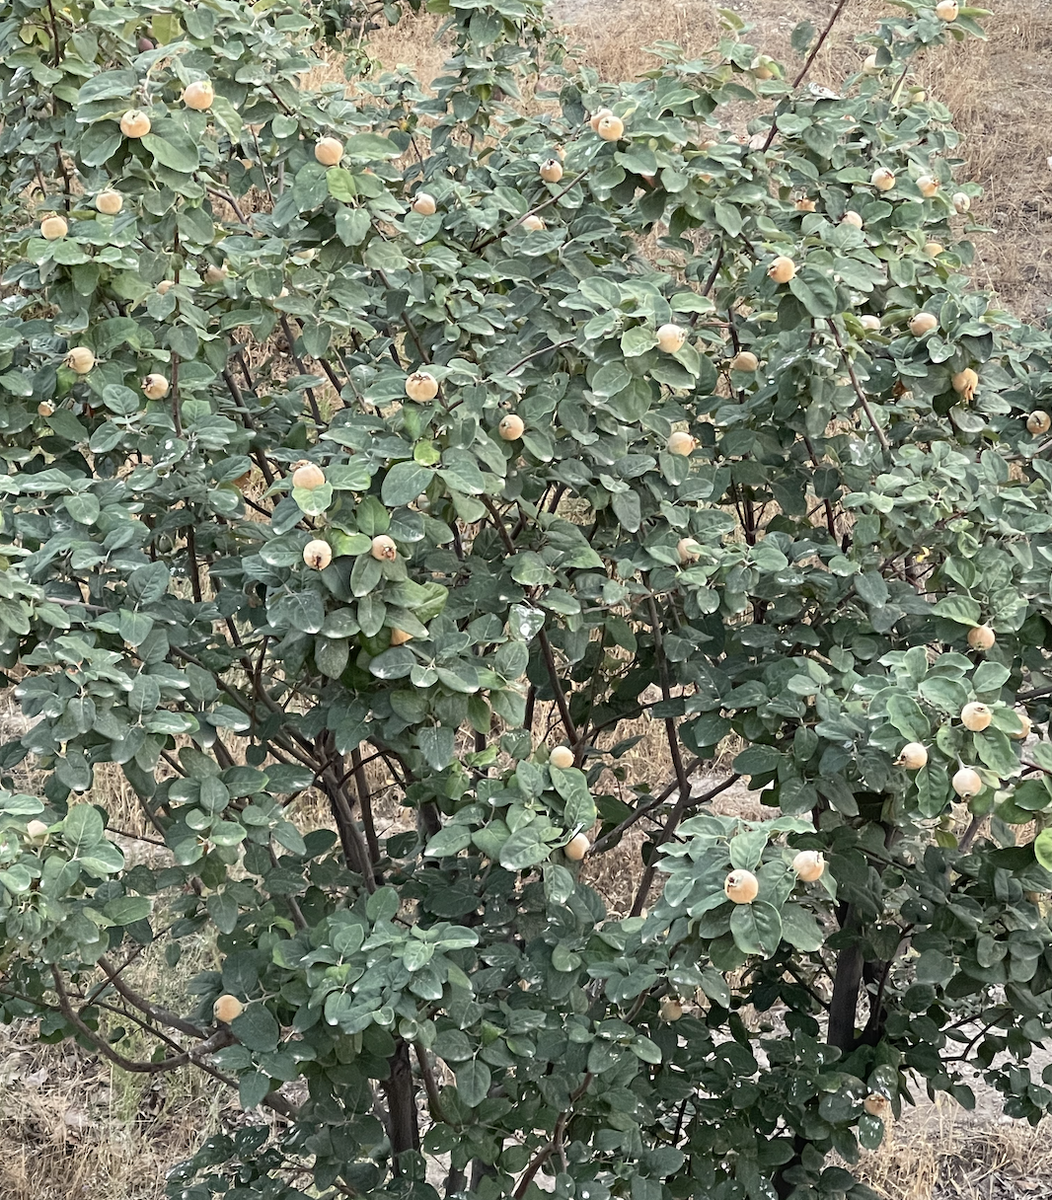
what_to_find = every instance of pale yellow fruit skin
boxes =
[1011,709,1032,740]
[65,346,95,374]
[925,242,945,258]
[967,625,995,651]
[314,137,344,166]
[730,351,758,372]
[952,369,978,399]
[862,53,880,75]
[909,312,938,336]
[303,539,332,570]
[724,870,759,904]
[916,175,939,198]
[792,850,825,882]
[794,197,816,212]
[142,373,169,400]
[589,108,612,132]
[935,0,958,19]
[564,832,590,860]
[961,702,992,732]
[540,158,563,183]
[213,994,244,1023]
[292,462,325,491]
[25,819,50,841]
[37,401,55,417]
[182,80,214,110]
[859,315,881,332]
[370,535,397,562]
[204,263,228,284]
[952,192,971,214]
[411,193,437,216]
[157,279,175,295]
[768,256,796,283]
[871,168,896,191]
[550,746,574,769]
[96,190,123,215]
[120,110,151,138]
[952,767,982,798]
[499,414,525,440]
[666,432,697,456]
[405,371,439,402]
[896,742,928,770]
[41,216,68,240]
[390,628,414,646]
[659,998,683,1022]
[1027,411,1051,435]
[656,323,686,353]
[841,211,864,229]
[864,1093,889,1117]
[677,537,702,563]
[520,214,545,232]
[597,115,624,141]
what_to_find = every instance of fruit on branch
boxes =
[405,371,439,402]
[952,767,982,798]
[370,535,397,562]
[752,56,775,80]
[862,53,880,74]
[597,115,624,141]
[936,0,958,18]
[303,539,332,570]
[953,192,971,213]
[659,997,683,1021]
[37,401,55,417]
[724,870,759,904]
[498,414,525,440]
[864,1094,890,1117]
[65,347,95,373]
[860,315,882,331]
[841,211,864,229]
[520,214,545,231]
[896,742,928,769]
[768,256,796,283]
[1027,410,1051,435]
[909,312,938,336]
[204,263,228,283]
[966,624,995,651]
[182,79,214,110]
[411,192,437,216]
[40,216,68,240]
[292,462,325,490]
[25,819,49,842]
[677,538,702,563]
[925,241,945,257]
[564,832,590,860]
[540,158,563,183]
[666,431,697,456]
[390,629,413,646]
[589,107,612,132]
[120,110,151,138]
[795,197,816,212]
[141,373,169,399]
[917,174,939,197]
[730,351,758,371]
[871,167,896,191]
[157,279,174,295]
[961,702,992,731]
[792,850,825,882]
[656,323,687,353]
[95,190,123,215]
[952,368,978,399]
[213,995,244,1023]
[314,137,344,166]
[550,746,575,769]
[1012,709,1032,740]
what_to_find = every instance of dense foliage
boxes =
[2,0,1052,1196]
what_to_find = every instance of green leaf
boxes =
[454,1058,492,1107]
[729,901,782,956]
[141,129,200,173]
[933,595,981,626]
[549,766,597,832]
[382,461,433,507]
[230,1005,280,1052]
